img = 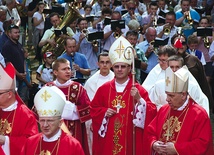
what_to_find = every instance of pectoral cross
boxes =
[114,100,123,113]
[164,121,172,142]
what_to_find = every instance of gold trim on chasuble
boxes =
[0,110,16,135]
[110,89,129,155]
[160,107,189,143]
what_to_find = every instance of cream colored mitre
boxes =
[0,63,15,90]
[34,86,66,117]
[109,36,134,65]
[165,66,189,93]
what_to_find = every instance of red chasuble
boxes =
[144,98,213,155]
[46,81,90,155]
[0,147,5,155]
[21,131,85,155]
[0,94,38,155]
[91,78,157,155]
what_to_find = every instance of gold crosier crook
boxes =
[124,46,136,155]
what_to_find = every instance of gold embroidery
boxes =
[113,115,124,155]
[41,90,51,102]
[161,105,189,142]
[162,116,181,142]
[114,41,125,58]
[165,76,171,86]
[0,110,16,135]
[40,150,51,155]
[112,95,126,113]
[0,119,12,135]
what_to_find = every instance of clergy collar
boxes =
[99,71,111,79]
[43,129,62,142]
[2,100,18,111]
[54,79,72,87]
[115,78,130,92]
[177,96,189,111]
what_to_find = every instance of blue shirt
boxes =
[122,12,143,26]
[137,40,158,73]
[176,9,200,38]
[73,32,98,70]
[58,52,90,78]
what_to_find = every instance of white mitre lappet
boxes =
[34,86,66,117]
[0,62,16,90]
[109,36,135,65]
[165,66,189,93]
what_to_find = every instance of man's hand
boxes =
[0,135,5,145]
[16,72,26,80]
[106,108,117,117]
[165,142,177,155]
[130,87,141,102]
[152,141,167,154]
[47,38,56,47]
[73,64,80,71]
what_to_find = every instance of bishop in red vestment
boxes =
[91,36,157,155]
[22,130,84,155]
[144,67,213,155]
[0,63,38,155]
[22,86,85,155]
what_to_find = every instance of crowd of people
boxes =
[0,0,214,154]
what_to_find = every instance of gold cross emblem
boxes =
[114,41,125,58]
[41,90,51,102]
[165,76,171,86]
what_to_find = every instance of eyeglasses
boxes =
[39,118,60,125]
[103,4,110,7]
[129,7,135,10]
[113,65,130,69]
[99,61,111,65]
[0,90,10,96]
[157,58,168,63]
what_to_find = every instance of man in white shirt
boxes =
[84,52,114,155]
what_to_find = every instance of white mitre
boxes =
[109,36,134,65]
[34,86,66,117]
[165,66,189,92]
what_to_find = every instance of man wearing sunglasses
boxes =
[122,1,143,26]
[0,63,38,155]
[91,36,157,155]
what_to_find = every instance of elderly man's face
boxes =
[39,116,62,139]
[166,92,186,110]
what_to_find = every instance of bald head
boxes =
[145,27,156,42]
